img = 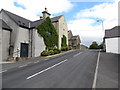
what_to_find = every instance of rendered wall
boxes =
[105,37,120,54]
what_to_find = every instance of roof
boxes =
[1,9,62,29]
[2,9,32,29]
[105,26,120,38]
[0,19,12,31]
[51,16,62,22]
[70,35,79,40]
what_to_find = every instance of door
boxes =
[20,43,28,57]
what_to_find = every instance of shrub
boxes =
[41,51,50,56]
[61,46,72,51]
[53,48,61,53]
[53,48,61,54]
[61,47,68,51]
[48,50,54,55]
[68,46,72,50]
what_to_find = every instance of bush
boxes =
[48,50,54,55]
[61,47,68,51]
[61,46,72,51]
[41,51,50,56]
[53,48,61,54]
[68,46,72,50]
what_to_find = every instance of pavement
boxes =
[1,50,119,89]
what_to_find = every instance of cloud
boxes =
[68,0,118,46]
[0,0,73,21]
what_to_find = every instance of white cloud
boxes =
[68,0,118,46]
[0,0,73,21]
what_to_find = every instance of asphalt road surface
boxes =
[1,50,119,88]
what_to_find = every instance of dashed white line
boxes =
[92,50,101,89]
[73,52,82,57]
[0,70,7,73]
[27,59,68,80]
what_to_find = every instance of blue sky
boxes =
[0,0,117,46]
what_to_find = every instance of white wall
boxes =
[105,37,120,54]
[13,27,29,57]
[2,30,10,60]
[0,27,2,61]
[58,15,68,49]
[34,29,45,57]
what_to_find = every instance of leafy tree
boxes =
[61,35,67,47]
[36,17,58,50]
[89,41,99,49]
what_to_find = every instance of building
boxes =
[0,19,12,61]
[80,44,88,50]
[0,8,68,61]
[68,30,81,49]
[104,26,120,54]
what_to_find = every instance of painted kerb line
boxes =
[18,64,28,68]
[27,59,68,80]
[92,50,101,89]
[34,61,39,64]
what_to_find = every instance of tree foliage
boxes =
[61,35,67,47]
[36,17,58,50]
[89,41,99,49]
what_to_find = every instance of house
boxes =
[80,44,88,50]
[68,30,81,49]
[104,26,120,54]
[0,8,68,61]
[0,19,12,61]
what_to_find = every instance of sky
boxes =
[0,0,119,46]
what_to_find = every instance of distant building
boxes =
[0,8,68,60]
[104,26,120,54]
[68,30,81,49]
[80,44,88,50]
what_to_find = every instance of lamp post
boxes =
[96,19,104,31]
[96,19,106,51]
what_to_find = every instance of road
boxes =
[1,50,119,88]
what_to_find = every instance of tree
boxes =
[36,17,58,50]
[61,35,67,47]
[89,41,99,49]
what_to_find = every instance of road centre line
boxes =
[0,70,7,73]
[73,52,82,57]
[27,59,68,80]
[92,50,101,89]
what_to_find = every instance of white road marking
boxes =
[34,61,39,64]
[92,50,101,89]
[45,59,48,60]
[27,59,68,80]
[0,70,7,73]
[18,64,28,68]
[73,52,82,57]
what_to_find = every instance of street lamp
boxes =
[96,19,105,51]
[96,19,104,31]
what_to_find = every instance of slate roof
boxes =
[105,26,120,38]
[0,19,12,31]
[69,35,79,40]
[1,9,62,29]
[2,9,32,29]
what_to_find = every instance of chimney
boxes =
[40,16,43,19]
[42,7,51,20]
